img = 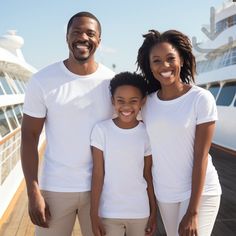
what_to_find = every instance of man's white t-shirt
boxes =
[142,85,222,203]
[23,61,115,192]
[91,119,152,218]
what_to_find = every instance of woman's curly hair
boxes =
[136,29,196,94]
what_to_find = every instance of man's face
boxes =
[67,16,101,63]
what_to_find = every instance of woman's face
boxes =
[149,42,183,87]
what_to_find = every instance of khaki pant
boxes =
[102,217,149,236]
[35,191,93,236]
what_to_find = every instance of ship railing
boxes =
[0,128,21,185]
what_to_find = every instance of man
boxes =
[21,12,115,236]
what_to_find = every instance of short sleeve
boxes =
[90,123,105,151]
[144,131,152,157]
[23,76,47,118]
[196,90,218,125]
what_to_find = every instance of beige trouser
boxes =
[102,217,149,236]
[158,195,221,236]
[35,191,93,236]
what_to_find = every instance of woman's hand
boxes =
[178,211,198,236]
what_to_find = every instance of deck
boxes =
[0,145,235,235]
[0,182,82,236]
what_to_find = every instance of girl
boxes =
[90,72,157,236]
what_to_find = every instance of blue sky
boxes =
[1,0,225,72]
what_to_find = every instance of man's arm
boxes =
[21,114,50,227]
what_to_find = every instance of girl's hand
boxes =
[91,215,106,236]
[178,211,198,236]
[145,213,157,236]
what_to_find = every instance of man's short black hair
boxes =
[67,11,101,36]
[110,71,148,98]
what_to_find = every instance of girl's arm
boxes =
[90,146,106,236]
[144,155,157,235]
[178,121,216,236]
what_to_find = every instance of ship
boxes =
[194,0,236,153]
[0,30,41,220]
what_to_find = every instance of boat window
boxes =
[14,104,23,124]
[216,13,236,33]
[198,84,207,89]
[6,107,18,129]
[208,84,220,99]
[0,72,13,94]
[0,108,11,137]
[20,80,27,90]
[14,79,25,94]
[197,46,236,74]
[0,84,4,95]
[216,82,236,106]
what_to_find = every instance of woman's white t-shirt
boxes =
[142,85,221,203]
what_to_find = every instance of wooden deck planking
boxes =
[0,145,236,235]
[0,184,83,236]
[210,146,236,236]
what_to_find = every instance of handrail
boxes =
[0,127,21,145]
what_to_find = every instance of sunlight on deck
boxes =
[0,182,82,236]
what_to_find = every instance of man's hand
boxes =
[28,192,51,228]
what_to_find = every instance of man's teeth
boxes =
[161,71,172,77]
[76,45,88,49]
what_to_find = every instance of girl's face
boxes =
[112,85,145,128]
[149,42,183,87]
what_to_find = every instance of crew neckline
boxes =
[154,85,195,104]
[60,61,101,79]
[110,119,141,133]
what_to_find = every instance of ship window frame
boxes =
[13,104,23,125]
[0,108,11,138]
[216,82,236,106]
[5,106,19,130]
[208,83,221,100]
[0,83,4,95]
[0,72,14,95]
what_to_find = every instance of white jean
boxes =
[158,195,221,236]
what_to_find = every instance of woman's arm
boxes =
[178,121,216,236]
[90,146,106,236]
[144,155,157,235]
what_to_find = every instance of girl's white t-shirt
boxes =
[142,85,221,203]
[91,119,152,218]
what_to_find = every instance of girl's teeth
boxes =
[122,112,131,116]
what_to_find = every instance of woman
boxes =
[136,29,221,236]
